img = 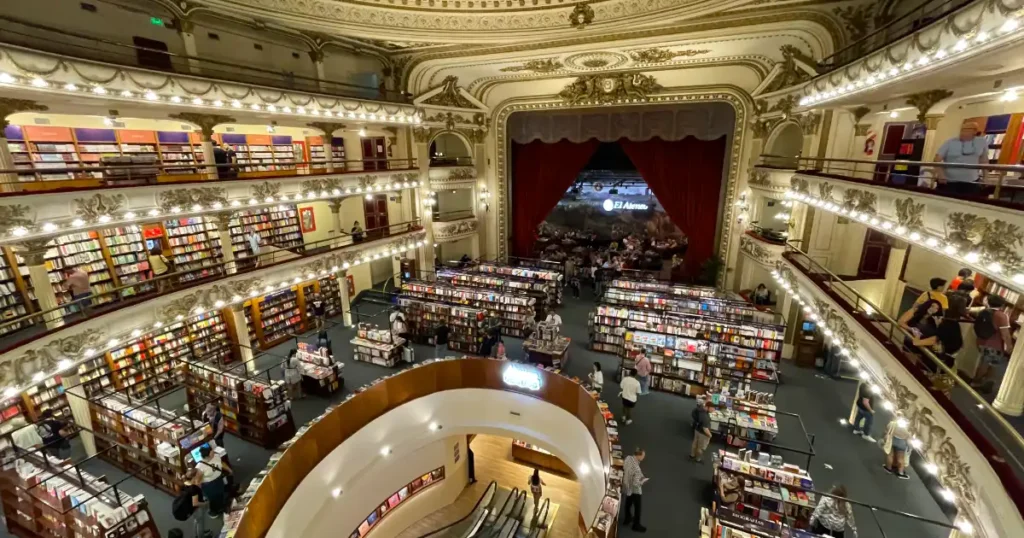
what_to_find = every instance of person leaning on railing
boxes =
[932,122,987,196]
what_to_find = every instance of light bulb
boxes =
[380,446,392,456]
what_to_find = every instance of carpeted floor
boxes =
[4,285,955,538]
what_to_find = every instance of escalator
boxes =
[474,489,526,538]
[523,498,550,538]
[417,481,498,538]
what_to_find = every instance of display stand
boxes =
[711,449,817,531]
[0,452,161,538]
[183,362,296,448]
[511,439,573,475]
[523,321,570,368]
[351,323,406,367]
[706,393,779,445]
[294,342,344,397]
[397,296,486,353]
[88,391,213,495]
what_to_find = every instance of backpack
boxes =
[974,309,997,340]
[171,490,195,521]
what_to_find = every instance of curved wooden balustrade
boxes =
[233,358,614,538]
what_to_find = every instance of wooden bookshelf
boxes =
[163,216,224,283]
[401,280,536,338]
[229,205,303,267]
[183,363,296,448]
[351,323,405,367]
[101,225,153,296]
[245,287,303,349]
[397,296,485,354]
[437,268,556,314]
[0,248,33,335]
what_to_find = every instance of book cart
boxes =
[86,384,216,495]
[294,342,344,397]
[0,451,161,538]
[351,323,406,367]
[401,280,537,338]
[397,295,486,354]
[182,359,296,449]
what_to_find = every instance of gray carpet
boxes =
[3,288,955,538]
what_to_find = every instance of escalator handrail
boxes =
[416,481,498,538]
[487,491,525,538]
[530,498,550,532]
[490,487,520,525]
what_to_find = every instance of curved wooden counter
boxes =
[233,358,614,538]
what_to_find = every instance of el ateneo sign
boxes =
[602,199,649,212]
[503,364,542,391]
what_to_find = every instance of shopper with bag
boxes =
[970,294,1013,392]
[172,469,208,536]
[197,446,232,519]
[810,484,858,537]
[618,369,641,425]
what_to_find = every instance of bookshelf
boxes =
[307,136,346,170]
[101,225,153,296]
[318,275,344,318]
[183,363,296,448]
[164,216,224,283]
[473,262,563,304]
[108,325,189,400]
[41,231,116,314]
[22,376,71,423]
[0,249,32,335]
[246,288,303,349]
[351,323,406,367]
[90,393,214,495]
[706,392,779,443]
[229,205,303,264]
[0,451,161,538]
[401,281,537,338]
[397,296,485,353]
[351,467,444,538]
[189,311,235,364]
[608,278,719,299]
[602,286,773,324]
[439,267,558,311]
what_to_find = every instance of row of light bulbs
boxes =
[799,17,1020,108]
[0,236,429,402]
[785,190,1024,287]
[770,268,972,531]
[6,181,422,243]
[0,72,421,124]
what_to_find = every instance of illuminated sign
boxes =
[503,364,542,391]
[602,199,649,212]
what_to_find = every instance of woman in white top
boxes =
[588,362,604,393]
[618,368,641,425]
[284,349,303,399]
[10,417,42,452]
[197,445,233,518]
[883,414,912,480]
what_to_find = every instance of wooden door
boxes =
[873,123,906,182]
[361,137,387,170]
[363,194,390,239]
[857,229,891,279]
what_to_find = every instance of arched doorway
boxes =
[430,132,473,166]
[766,122,804,162]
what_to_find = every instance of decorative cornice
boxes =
[74,193,127,220]
[251,181,282,201]
[169,113,237,139]
[0,98,48,129]
[0,204,34,235]
[158,188,229,213]
[906,90,954,123]
[628,47,711,64]
[0,330,107,388]
[499,59,565,73]
[421,76,477,109]
[894,197,926,233]
[558,72,662,106]
[434,218,479,242]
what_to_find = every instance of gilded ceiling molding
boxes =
[0,98,48,128]
[158,188,229,212]
[169,113,238,139]
[499,59,566,73]
[628,47,711,63]
[492,85,752,277]
[557,72,662,106]
[404,10,841,90]
[760,45,818,95]
[420,76,478,109]
[0,330,107,388]
[906,89,954,123]
[569,2,596,30]
[74,193,127,220]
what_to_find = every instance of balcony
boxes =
[0,219,425,361]
[432,211,478,243]
[778,244,1024,537]
[427,165,478,190]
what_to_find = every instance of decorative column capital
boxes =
[854,124,871,137]
[905,89,953,123]
[169,113,237,141]
[0,99,49,130]
[175,16,195,34]
[328,199,343,213]
[308,49,325,64]
[850,105,872,124]
[923,114,944,131]
[14,239,51,266]
[307,122,347,137]
[209,210,235,231]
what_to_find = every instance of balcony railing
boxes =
[782,244,1024,515]
[817,0,974,73]
[758,154,1024,210]
[0,16,408,102]
[433,209,476,223]
[0,219,423,355]
[0,158,417,195]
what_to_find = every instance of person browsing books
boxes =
[634,355,652,395]
[434,322,451,358]
[690,399,713,463]
[933,122,986,196]
[588,362,604,393]
[203,402,225,448]
[621,447,648,533]
[618,369,641,425]
[810,484,858,538]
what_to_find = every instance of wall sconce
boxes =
[478,183,491,212]
[423,190,437,216]
[734,190,750,223]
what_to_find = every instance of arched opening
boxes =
[429,132,473,166]
[765,122,804,167]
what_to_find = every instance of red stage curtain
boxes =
[511,139,600,256]
[619,136,728,277]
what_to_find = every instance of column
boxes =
[16,240,64,330]
[211,211,236,274]
[329,199,343,243]
[0,135,18,193]
[176,18,201,74]
[62,373,95,455]
[167,113,236,179]
[880,245,908,318]
[229,304,257,373]
[415,141,436,271]
[921,115,945,165]
[994,335,1024,415]
[308,49,326,92]
[392,255,403,288]
[338,270,353,326]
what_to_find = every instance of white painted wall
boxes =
[903,246,962,292]
[268,388,605,538]
[439,237,475,262]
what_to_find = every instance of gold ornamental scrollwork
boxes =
[789,177,810,195]
[74,193,127,220]
[250,181,282,201]
[158,187,228,212]
[893,197,926,232]
[499,59,564,73]
[301,178,344,194]
[628,47,710,63]
[558,73,662,106]
[0,204,34,235]
[0,330,107,389]
[422,76,476,109]
[841,189,877,215]
[569,2,595,30]
[748,169,770,187]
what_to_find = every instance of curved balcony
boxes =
[777,243,1024,537]
[230,357,615,538]
[0,219,425,380]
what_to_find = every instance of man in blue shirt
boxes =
[933,122,987,196]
